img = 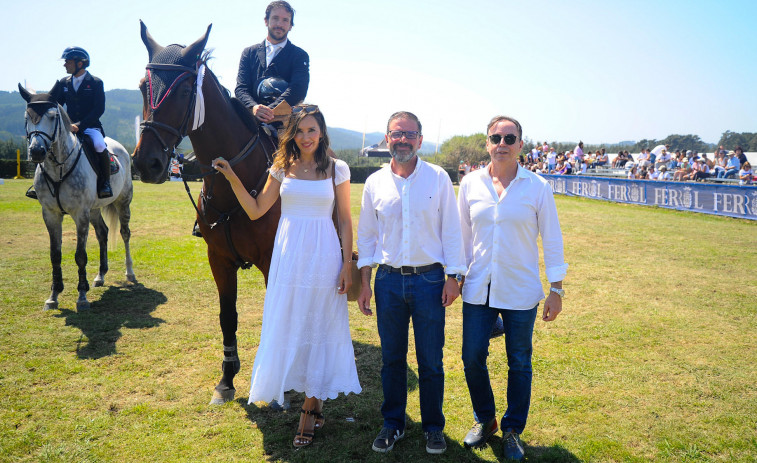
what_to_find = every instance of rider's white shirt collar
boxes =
[72,72,88,92]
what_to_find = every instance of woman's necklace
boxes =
[301,160,317,173]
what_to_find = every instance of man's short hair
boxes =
[387,111,422,134]
[265,1,295,26]
[486,115,522,139]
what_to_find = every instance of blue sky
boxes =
[5,0,756,146]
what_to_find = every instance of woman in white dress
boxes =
[213,104,361,448]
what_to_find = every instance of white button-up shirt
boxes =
[458,164,568,310]
[357,159,466,275]
[265,39,288,67]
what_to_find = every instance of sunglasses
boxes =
[488,134,518,145]
[388,130,421,140]
[292,104,319,115]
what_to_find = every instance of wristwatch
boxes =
[550,287,565,298]
[447,274,463,283]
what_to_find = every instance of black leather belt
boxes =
[378,263,443,275]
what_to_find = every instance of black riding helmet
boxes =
[61,46,90,67]
[257,77,288,105]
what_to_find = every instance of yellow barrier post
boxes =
[14,149,24,179]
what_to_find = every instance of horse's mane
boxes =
[57,105,73,133]
[199,52,259,134]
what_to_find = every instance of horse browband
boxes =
[145,63,197,74]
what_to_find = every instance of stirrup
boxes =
[25,186,38,199]
[192,220,203,238]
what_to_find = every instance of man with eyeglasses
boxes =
[356,111,465,455]
[457,116,568,461]
[235,1,309,124]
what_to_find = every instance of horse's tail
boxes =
[103,204,120,252]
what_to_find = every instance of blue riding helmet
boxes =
[256,77,288,105]
[61,46,90,66]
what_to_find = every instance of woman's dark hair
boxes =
[271,104,330,177]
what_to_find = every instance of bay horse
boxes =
[19,84,136,311]
[132,22,280,404]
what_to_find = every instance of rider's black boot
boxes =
[97,151,113,198]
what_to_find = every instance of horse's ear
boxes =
[48,81,63,101]
[18,83,32,103]
[140,20,163,62]
[181,24,212,63]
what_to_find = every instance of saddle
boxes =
[77,133,119,177]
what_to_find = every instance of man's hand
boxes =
[542,292,562,321]
[70,124,79,133]
[252,104,274,123]
[357,285,373,316]
[441,277,460,307]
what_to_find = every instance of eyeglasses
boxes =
[292,104,319,115]
[488,134,518,145]
[388,130,421,140]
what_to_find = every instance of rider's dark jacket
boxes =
[51,72,105,135]
[234,40,309,110]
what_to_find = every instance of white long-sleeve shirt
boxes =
[458,165,568,310]
[357,159,466,275]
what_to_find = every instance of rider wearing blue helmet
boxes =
[52,46,112,198]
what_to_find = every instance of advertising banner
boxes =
[541,175,757,221]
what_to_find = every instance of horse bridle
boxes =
[140,62,199,158]
[25,102,62,161]
[24,102,84,211]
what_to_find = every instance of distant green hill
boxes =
[0,89,436,155]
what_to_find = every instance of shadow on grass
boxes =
[235,340,508,462]
[524,444,581,462]
[55,282,166,359]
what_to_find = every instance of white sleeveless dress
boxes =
[248,159,361,404]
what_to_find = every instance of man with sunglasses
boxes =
[235,1,309,124]
[457,116,568,460]
[357,111,465,455]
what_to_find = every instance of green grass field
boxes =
[0,178,755,462]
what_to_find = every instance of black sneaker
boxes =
[502,428,525,461]
[463,418,498,448]
[490,314,505,339]
[425,430,446,454]
[372,427,404,453]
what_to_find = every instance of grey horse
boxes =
[19,84,136,311]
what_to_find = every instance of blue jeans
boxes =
[375,266,446,432]
[462,301,537,434]
[722,168,738,179]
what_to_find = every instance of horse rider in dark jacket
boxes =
[235,1,309,124]
[52,46,112,198]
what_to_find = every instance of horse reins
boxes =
[141,60,273,269]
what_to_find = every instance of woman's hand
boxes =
[212,157,235,181]
[337,262,352,295]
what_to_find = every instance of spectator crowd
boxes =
[458,143,754,185]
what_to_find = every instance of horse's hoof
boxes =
[43,301,58,311]
[77,300,90,311]
[93,277,104,287]
[126,274,137,284]
[209,388,235,405]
